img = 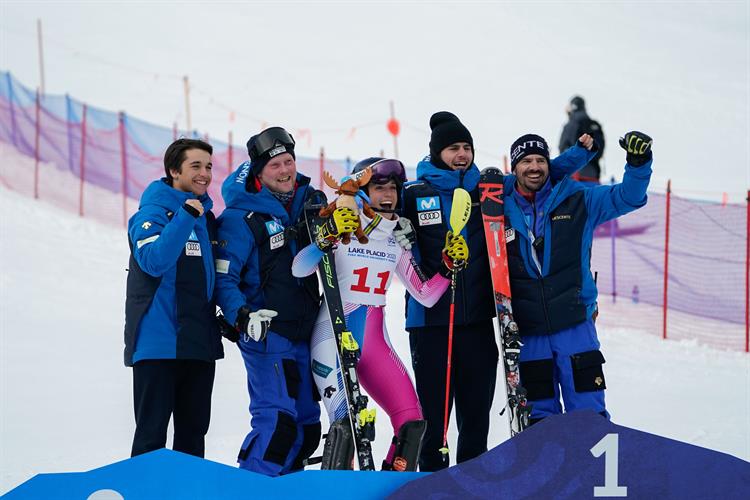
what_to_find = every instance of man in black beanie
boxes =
[400,111,498,471]
[400,112,600,471]
[503,129,653,428]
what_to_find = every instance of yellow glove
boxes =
[316,207,359,250]
[441,231,469,273]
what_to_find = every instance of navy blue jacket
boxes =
[124,179,223,367]
[504,157,653,335]
[403,144,596,329]
[214,162,320,342]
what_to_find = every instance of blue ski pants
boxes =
[519,320,610,420]
[237,332,321,476]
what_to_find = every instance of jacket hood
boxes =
[139,178,213,212]
[416,157,480,194]
[221,161,311,223]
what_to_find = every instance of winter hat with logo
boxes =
[510,134,550,170]
[429,111,474,169]
[246,127,296,176]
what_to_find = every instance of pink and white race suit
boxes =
[292,213,449,465]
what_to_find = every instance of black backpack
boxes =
[578,117,605,160]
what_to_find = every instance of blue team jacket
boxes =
[214,162,320,341]
[124,178,222,366]
[503,157,653,335]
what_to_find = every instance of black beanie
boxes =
[246,134,296,176]
[510,134,550,169]
[429,111,474,169]
[569,95,586,112]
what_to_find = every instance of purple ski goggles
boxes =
[368,159,407,185]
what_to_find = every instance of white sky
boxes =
[1,1,748,200]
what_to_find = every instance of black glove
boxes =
[619,131,653,167]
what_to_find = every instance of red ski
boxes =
[478,167,531,436]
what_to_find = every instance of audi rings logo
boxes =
[418,210,442,226]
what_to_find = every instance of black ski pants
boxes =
[131,359,215,458]
[409,319,498,471]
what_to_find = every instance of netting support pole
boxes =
[319,147,325,190]
[227,130,233,176]
[119,112,128,229]
[662,180,672,341]
[172,122,178,141]
[78,103,87,217]
[610,176,617,303]
[745,189,749,353]
[65,94,75,175]
[34,87,41,200]
[6,73,18,147]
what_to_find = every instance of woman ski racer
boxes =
[292,158,467,471]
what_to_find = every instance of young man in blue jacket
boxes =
[124,138,223,458]
[401,112,597,471]
[214,127,356,476]
[506,131,653,424]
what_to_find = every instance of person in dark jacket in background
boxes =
[559,95,606,184]
[506,131,653,424]
[401,112,596,471]
[124,138,223,458]
[214,127,357,476]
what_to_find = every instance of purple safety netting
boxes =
[1,71,747,352]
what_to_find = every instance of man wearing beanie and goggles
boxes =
[292,157,465,471]
[401,112,597,471]
[506,131,653,426]
[214,127,354,476]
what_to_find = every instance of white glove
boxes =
[393,217,417,250]
[242,309,278,342]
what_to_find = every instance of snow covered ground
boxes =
[1,186,748,495]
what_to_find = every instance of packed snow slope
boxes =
[1,187,748,494]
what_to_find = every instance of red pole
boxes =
[78,103,87,217]
[745,189,749,353]
[119,112,128,228]
[34,88,41,199]
[662,180,672,340]
[319,147,325,191]
[227,130,233,176]
[503,155,510,174]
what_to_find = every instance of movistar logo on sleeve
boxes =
[265,220,284,235]
[417,196,440,211]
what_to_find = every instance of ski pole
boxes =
[438,188,472,466]
[439,268,458,465]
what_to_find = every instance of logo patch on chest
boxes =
[505,228,515,242]
[185,241,202,256]
[416,196,442,226]
[265,220,285,250]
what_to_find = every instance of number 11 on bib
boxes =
[478,167,532,436]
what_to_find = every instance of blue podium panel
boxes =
[3,450,425,499]
[389,410,750,499]
[5,412,749,499]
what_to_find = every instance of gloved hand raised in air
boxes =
[393,217,417,250]
[316,207,359,250]
[236,306,278,342]
[440,231,469,276]
[619,131,653,167]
